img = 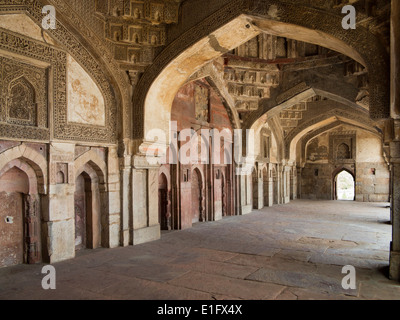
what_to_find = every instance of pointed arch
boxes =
[0,144,47,194]
[74,149,107,187]
[134,0,389,148]
[74,151,109,249]
[333,168,355,201]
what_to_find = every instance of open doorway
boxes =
[0,166,42,267]
[158,173,169,231]
[335,170,355,201]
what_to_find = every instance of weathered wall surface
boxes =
[0,14,120,265]
[162,79,234,230]
[300,125,389,202]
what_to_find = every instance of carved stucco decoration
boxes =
[1,56,47,129]
[329,132,357,164]
[0,30,55,141]
[95,0,181,67]
[0,1,118,143]
[223,53,280,113]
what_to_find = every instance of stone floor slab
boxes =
[0,200,398,300]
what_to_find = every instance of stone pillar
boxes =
[131,155,160,245]
[267,163,273,207]
[389,139,400,280]
[106,146,120,248]
[120,140,132,247]
[391,0,400,120]
[237,165,252,215]
[297,167,302,199]
[283,166,290,204]
[277,164,282,204]
[235,171,241,215]
[291,166,297,200]
[46,142,75,263]
[258,168,264,209]
[389,0,400,281]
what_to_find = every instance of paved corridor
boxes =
[1,200,399,300]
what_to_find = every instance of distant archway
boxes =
[74,163,105,251]
[335,170,355,201]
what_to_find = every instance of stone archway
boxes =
[74,160,107,250]
[135,0,389,150]
[334,169,356,201]
[0,164,42,267]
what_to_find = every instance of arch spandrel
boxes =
[135,0,389,150]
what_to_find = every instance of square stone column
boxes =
[238,173,251,214]
[390,140,400,280]
[392,0,400,120]
[258,172,264,209]
[46,142,75,264]
[120,153,132,247]
[106,146,121,248]
[283,166,291,204]
[130,155,160,245]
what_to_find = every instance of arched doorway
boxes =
[0,167,41,267]
[75,172,91,250]
[74,170,102,251]
[191,169,202,224]
[335,170,355,201]
[158,173,169,230]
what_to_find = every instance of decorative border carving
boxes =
[284,107,375,159]
[0,29,56,141]
[276,82,310,105]
[0,2,118,143]
[1,56,47,128]
[329,133,356,164]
